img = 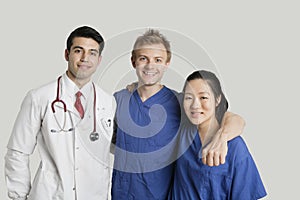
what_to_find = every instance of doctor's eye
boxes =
[156,58,162,63]
[90,50,99,57]
[74,49,82,54]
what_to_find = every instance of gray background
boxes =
[1,0,299,199]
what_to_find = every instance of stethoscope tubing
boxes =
[51,76,67,113]
[51,76,98,140]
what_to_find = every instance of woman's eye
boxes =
[184,96,193,100]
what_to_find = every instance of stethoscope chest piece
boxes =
[90,132,99,141]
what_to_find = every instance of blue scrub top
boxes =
[169,125,267,200]
[112,87,182,200]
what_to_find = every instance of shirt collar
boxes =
[79,81,93,100]
[61,72,93,99]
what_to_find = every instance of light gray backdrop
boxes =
[1,1,299,199]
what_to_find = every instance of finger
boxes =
[213,152,220,166]
[220,152,226,165]
[202,155,207,165]
[201,148,208,165]
[207,152,214,167]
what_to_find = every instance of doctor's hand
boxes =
[201,128,228,167]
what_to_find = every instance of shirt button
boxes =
[76,147,79,150]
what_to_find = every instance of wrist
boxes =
[219,129,230,141]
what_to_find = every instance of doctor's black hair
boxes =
[182,70,229,124]
[66,26,105,54]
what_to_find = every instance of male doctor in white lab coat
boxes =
[5,26,115,200]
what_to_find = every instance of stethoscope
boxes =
[50,76,99,141]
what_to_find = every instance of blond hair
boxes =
[131,29,172,62]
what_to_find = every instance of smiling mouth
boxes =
[78,65,91,69]
[143,71,157,76]
[191,111,204,116]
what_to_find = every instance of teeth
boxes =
[191,112,202,114]
[144,71,156,75]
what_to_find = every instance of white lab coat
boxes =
[5,74,115,200]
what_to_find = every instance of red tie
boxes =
[75,91,84,119]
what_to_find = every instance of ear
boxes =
[97,55,102,66]
[131,56,136,68]
[216,95,221,107]
[64,49,69,61]
[164,61,170,71]
[160,61,170,72]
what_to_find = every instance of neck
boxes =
[198,117,220,145]
[137,83,163,102]
[66,71,90,89]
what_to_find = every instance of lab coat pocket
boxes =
[28,165,63,200]
[97,109,114,140]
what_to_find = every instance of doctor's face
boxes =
[65,37,101,85]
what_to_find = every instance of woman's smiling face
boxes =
[183,79,217,127]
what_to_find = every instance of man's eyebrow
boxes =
[72,46,99,53]
[90,49,99,53]
[72,46,83,50]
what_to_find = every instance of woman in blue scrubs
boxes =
[169,70,267,199]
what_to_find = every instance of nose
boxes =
[80,52,88,62]
[144,59,156,69]
[191,98,201,109]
